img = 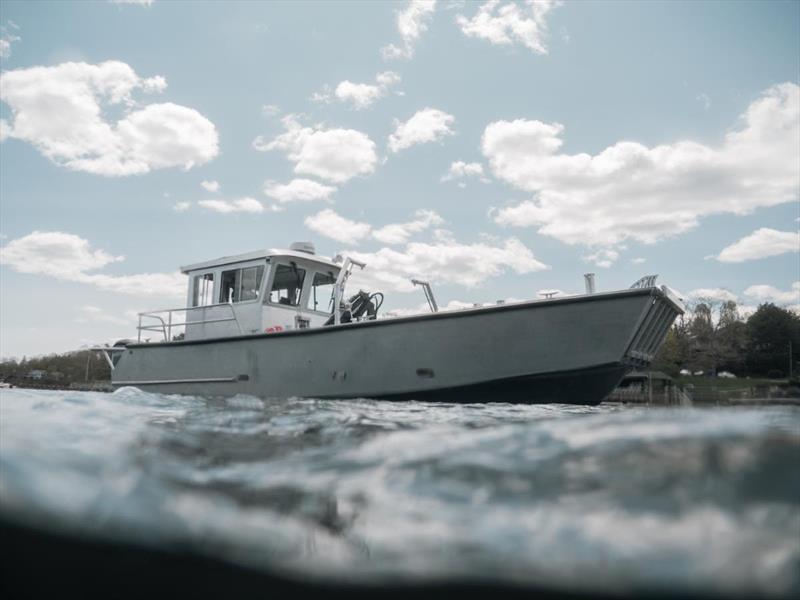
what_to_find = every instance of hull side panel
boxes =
[113,291,659,403]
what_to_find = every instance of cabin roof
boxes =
[180,248,340,274]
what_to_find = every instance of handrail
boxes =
[411,279,439,313]
[137,303,243,342]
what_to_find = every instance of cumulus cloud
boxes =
[332,71,401,110]
[441,160,489,183]
[489,83,800,252]
[304,208,445,245]
[263,178,336,205]
[456,0,560,55]
[385,297,526,318]
[715,228,799,263]
[0,231,184,297]
[0,61,218,176]
[0,21,21,59]
[388,108,455,153]
[304,209,372,244]
[687,288,739,303]
[583,248,619,268]
[198,198,264,214]
[743,282,800,305]
[1,230,123,278]
[262,104,281,117]
[344,237,549,293]
[173,201,191,212]
[381,0,437,60]
[255,115,378,183]
[372,210,444,244]
[200,180,220,193]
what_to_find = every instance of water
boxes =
[1,387,798,597]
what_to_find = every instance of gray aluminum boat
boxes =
[98,243,684,405]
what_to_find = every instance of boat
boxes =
[96,242,684,405]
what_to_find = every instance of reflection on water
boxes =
[1,387,798,596]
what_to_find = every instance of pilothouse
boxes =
[137,242,382,343]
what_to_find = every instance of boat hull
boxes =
[112,288,681,405]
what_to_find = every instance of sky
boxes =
[0,0,798,359]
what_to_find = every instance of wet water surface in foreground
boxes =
[1,388,798,597]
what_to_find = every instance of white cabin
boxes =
[139,242,344,342]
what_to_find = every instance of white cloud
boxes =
[173,201,191,212]
[200,180,220,193]
[110,0,155,5]
[488,83,800,252]
[332,71,401,110]
[198,197,264,214]
[304,209,372,244]
[263,178,336,205]
[262,104,281,117]
[0,61,218,176]
[687,288,738,303]
[83,272,185,297]
[0,231,184,297]
[372,210,444,244]
[304,208,444,245]
[309,84,333,105]
[345,237,549,293]
[256,115,378,183]
[441,160,489,183]
[381,0,437,60]
[1,231,123,278]
[388,108,455,153]
[631,257,646,265]
[583,248,619,268]
[716,228,799,263]
[697,93,711,111]
[743,282,800,305]
[0,21,21,59]
[456,0,560,55]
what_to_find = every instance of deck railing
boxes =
[137,303,242,342]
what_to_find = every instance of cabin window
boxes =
[240,265,264,301]
[307,271,336,313]
[219,269,240,303]
[192,273,215,307]
[219,265,265,303]
[268,263,306,306]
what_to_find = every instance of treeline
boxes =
[653,302,800,379]
[0,350,112,385]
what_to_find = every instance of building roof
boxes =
[180,249,340,274]
[623,370,674,381]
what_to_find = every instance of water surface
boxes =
[1,388,798,597]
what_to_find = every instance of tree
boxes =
[716,300,748,374]
[745,304,800,378]
[676,299,749,375]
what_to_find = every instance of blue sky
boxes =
[1,0,798,358]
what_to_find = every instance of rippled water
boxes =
[1,387,798,597]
